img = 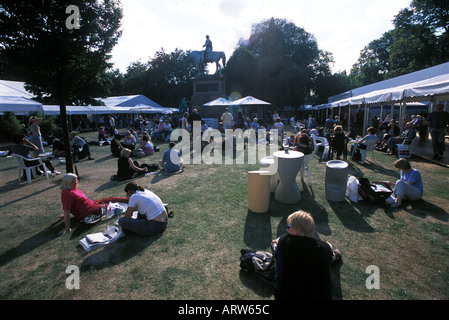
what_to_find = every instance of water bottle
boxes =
[106,204,114,219]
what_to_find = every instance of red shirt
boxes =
[61,188,96,220]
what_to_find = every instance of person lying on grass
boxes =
[58,173,128,235]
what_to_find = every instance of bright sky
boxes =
[110,0,412,74]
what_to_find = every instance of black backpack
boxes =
[358,177,392,203]
[240,249,275,286]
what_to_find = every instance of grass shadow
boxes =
[396,199,449,222]
[329,199,376,233]
[0,183,59,209]
[243,210,272,250]
[0,219,63,267]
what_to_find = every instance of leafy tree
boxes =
[350,32,394,87]
[224,46,258,97]
[144,49,194,107]
[225,18,328,107]
[349,0,449,86]
[0,0,123,172]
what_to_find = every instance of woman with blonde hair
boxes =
[117,148,148,180]
[272,211,337,300]
[58,173,128,235]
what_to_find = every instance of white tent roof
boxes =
[0,80,34,98]
[203,97,232,106]
[127,104,166,113]
[229,96,271,105]
[100,94,164,109]
[0,96,43,113]
[328,62,449,103]
[329,73,449,108]
[43,105,137,115]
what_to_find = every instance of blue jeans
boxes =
[118,217,167,236]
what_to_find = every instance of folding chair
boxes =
[311,134,329,159]
[351,139,377,164]
[12,154,49,184]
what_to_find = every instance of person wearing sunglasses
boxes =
[272,210,339,300]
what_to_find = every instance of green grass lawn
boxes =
[0,129,448,300]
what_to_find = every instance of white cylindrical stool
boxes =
[273,151,304,204]
[325,160,349,202]
[260,156,278,193]
[247,170,271,213]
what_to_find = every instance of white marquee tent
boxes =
[0,96,43,113]
[314,63,449,132]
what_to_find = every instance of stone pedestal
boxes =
[190,75,227,119]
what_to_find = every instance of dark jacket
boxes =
[274,234,333,300]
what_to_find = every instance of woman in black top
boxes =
[117,148,148,180]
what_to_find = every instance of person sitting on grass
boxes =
[58,173,128,235]
[11,133,61,177]
[384,158,423,208]
[271,210,340,300]
[159,142,183,172]
[117,148,148,181]
[118,182,168,236]
[137,134,154,156]
[111,133,124,157]
[120,130,137,151]
[72,136,94,162]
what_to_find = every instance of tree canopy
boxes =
[224,18,343,106]
[0,0,123,172]
[349,0,449,87]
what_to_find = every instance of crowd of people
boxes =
[6,105,446,302]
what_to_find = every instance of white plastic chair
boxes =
[311,134,329,159]
[12,154,49,184]
[351,139,377,164]
[300,153,314,186]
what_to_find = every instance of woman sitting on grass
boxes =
[118,182,168,236]
[58,173,128,235]
[385,158,423,208]
[117,148,148,180]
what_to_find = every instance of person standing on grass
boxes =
[221,107,234,130]
[427,103,449,159]
[58,173,128,235]
[385,158,423,208]
[28,116,44,158]
[118,182,168,236]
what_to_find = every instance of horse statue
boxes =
[189,50,226,75]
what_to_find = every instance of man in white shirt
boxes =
[221,107,234,130]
